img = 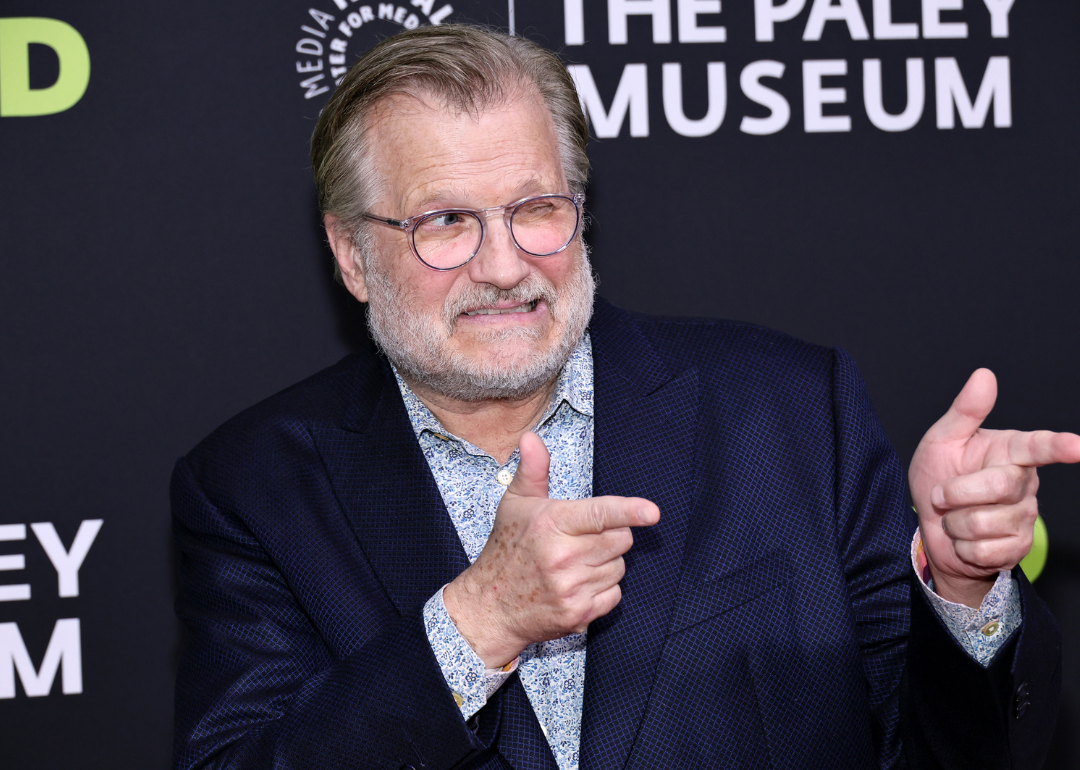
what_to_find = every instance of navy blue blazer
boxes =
[172,299,1061,769]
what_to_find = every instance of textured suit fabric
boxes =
[172,298,1061,769]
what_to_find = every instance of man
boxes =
[172,25,1077,770]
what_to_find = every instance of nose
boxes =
[464,209,531,290]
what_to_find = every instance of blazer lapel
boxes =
[493,676,561,770]
[579,302,701,770]
[315,361,469,615]
[320,361,557,770]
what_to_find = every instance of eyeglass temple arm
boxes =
[361,213,408,230]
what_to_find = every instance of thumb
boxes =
[507,432,550,498]
[927,368,998,443]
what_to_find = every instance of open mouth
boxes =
[462,299,539,316]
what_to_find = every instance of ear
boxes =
[324,213,369,303]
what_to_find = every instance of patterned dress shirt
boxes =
[396,333,1020,770]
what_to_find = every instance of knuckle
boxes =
[592,587,621,621]
[549,572,576,600]
[558,608,583,634]
[967,539,1000,567]
[970,510,1004,540]
[989,470,1015,501]
[1016,533,1033,559]
[1005,464,1026,484]
[572,617,592,635]
[966,513,990,540]
[586,500,607,533]
[567,600,595,632]
[943,474,965,498]
[959,540,982,565]
[544,545,568,572]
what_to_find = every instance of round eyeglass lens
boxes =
[511,196,579,256]
[413,211,484,270]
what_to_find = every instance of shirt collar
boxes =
[394,331,594,442]
[548,331,593,420]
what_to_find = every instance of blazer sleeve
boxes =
[900,568,1062,770]
[829,348,1062,770]
[171,456,495,770]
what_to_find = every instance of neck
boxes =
[401,374,559,464]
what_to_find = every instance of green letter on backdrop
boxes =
[0,18,89,117]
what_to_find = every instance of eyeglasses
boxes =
[362,192,585,271]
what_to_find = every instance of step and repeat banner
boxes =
[2,1,1078,767]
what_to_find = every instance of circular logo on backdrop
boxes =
[293,1,456,113]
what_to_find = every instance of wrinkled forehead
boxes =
[363,86,567,212]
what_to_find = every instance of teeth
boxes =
[465,300,538,316]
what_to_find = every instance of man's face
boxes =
[334,87,594,402]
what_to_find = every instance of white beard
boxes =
[363,243,595,402]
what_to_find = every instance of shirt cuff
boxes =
[422,585,519,719]
[911,528,1021,668]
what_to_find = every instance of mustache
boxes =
[441,273,559,332]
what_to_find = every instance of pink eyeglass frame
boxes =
[362,192,585,271]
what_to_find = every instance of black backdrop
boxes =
[1,1,1078,767]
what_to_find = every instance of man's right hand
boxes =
[442,432,660,668]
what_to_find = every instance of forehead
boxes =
[365,87,567,212]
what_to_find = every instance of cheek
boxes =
[542,248,585,287]
[407,269,464,313]
[372,240,452,307]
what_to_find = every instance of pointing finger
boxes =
[1004,429,1080,468]
[925,368,997,444]
[561,497,660,536]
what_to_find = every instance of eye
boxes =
[426,212,464,228]
[514,200,556,222]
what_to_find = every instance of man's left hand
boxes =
[909,368,1080,608]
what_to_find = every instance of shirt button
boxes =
[452,691,464,707]
[980,619,1001,637]
[496,469,514,486]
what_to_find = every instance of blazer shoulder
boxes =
[605,303,839,390]
[180,347,387,484]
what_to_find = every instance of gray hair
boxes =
[310,24,590,282]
